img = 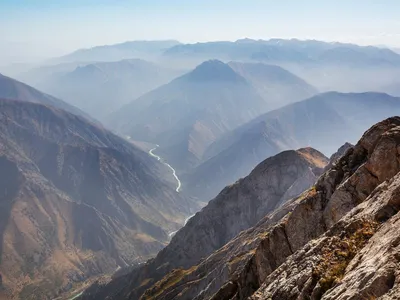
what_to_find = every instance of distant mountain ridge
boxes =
[185,92,400,201]
[161,39,400,94]
[52,40,181,63]
[36,59,185,119]
[0,73,91,121]
[163,38,400,67]
[228,61,317,109]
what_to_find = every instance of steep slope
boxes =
[0,99,197,300]
[79,147,328,299]
[37,59,184,119]
[228,62,317,109]
[87,116,400,300]
[107,60,267,172]
[0,73,90,120]
[186,92,400,201]
[324,142,353,171]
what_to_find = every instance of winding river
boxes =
[148,145,182,193]
[125,137,191,237]
[68,292,83,300]
[168,214,195,237]
[148,145,195,238]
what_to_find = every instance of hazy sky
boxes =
[1,0,400,64]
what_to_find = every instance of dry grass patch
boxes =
[313,220,378,296]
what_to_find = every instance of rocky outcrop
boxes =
[251,123,400,299]
[81,116,400,300]
[324,142,353,171]
[0,99,197,299]
[157,116,400,300]
[79,147,328,299]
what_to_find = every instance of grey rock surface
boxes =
[80,148,327,300]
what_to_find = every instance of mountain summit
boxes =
[107,60,267,172]
[184,60,245,82]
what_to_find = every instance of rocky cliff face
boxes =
[82,116,400,300]
[79,147,328,299]
[250,117,400,299]
[151,116,400,300]
[0,99,197,300]
[323,142,353,171]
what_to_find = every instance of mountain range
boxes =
[107,60,267,172]
[163,39,400,67]
[0,94,198,299]
[2,38,400,300]
[77,146,329,299]
[184,91,400,201]
[160,39,400,94]
[51,40,181,64]
[107,60,320,175]
[35,59,185,119]
[79,116,400,300]
[5,38,400,98]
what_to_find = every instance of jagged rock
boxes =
[324,142,353,171]
[79,148,328,300]
[321,117,400,227]
[251,163,400,299]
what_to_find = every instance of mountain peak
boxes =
[235,38,259,43]
[184,60,245,82]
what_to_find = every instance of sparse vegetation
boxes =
[141,266,198,300]
[297,186,318,203]
[313,220,378,296]
[140,278,153,288]
[228,249,256,267]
